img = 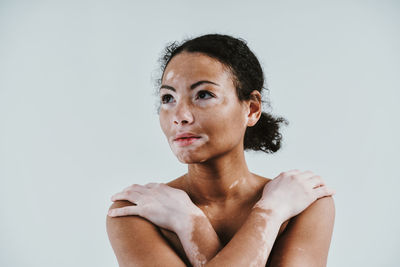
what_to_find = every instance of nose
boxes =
[173,101,194,125]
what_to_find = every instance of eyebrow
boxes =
[159,80,220,92]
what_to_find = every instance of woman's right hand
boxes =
[255,169,336,222]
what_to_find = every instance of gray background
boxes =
[1,0,399,266]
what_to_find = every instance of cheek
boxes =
[159,112,171,136]
[202,106,246,145]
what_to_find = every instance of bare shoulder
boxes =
[267,196,336,267]
[301,195,336,219]
[165,174,187,190]
[106,200,187,267]
[251,172,273,188]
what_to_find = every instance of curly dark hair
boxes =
[155,33,289,154]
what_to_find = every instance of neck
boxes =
[183,144,258,206]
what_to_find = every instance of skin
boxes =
[106,52,336,266]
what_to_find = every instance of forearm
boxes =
[176,214,223,267]
[206,205,281,267]
[176,204,283,267]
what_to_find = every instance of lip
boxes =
[174,137,201,146]
[173,132,201,141]
[173,132,202,147]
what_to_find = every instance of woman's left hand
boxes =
[108,182,204,232]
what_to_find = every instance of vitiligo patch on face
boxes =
[165,70,174,81]
[171,135,210,164]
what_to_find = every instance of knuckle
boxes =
[124,189,132,194]
[123,185,133,192]
[282,171,292,177]
[320,186,329,194]
[326,187,333,194]
[290,174,299,180]
[306,183,315,191]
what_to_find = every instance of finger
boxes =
[307,175,325,189]
[122,184,143,192]
[122,184,148,194]
[108,205,141,217]
[144,182,161,188]
[286,169,302,174]
[314,185,336,199]
[111,190,141,203]
[279,169,301,177]
[296,170,315,180]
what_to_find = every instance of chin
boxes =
[170,142,209,164]
[175,152,209,164]
[170,140,233,164]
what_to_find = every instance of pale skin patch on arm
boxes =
[177,205,284,266]
[189,216,212,266]
[248,207,277,267]
[177,214,218,267]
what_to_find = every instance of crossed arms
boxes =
[106,196,335,267]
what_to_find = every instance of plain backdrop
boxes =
[0,1,399,266]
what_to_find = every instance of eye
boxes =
[196,90,214,100]
[161,94,174,104]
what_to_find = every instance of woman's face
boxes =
[159,52,250,163]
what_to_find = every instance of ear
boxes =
[245,90,262,127]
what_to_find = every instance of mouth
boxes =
[173,136,201,146]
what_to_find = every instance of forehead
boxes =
[162,52,232,84]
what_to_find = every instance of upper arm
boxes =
[267,196,336,267]
[106,200,187,267]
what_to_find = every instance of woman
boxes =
[106,34,336,267]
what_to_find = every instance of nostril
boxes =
[174,119,188,125]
